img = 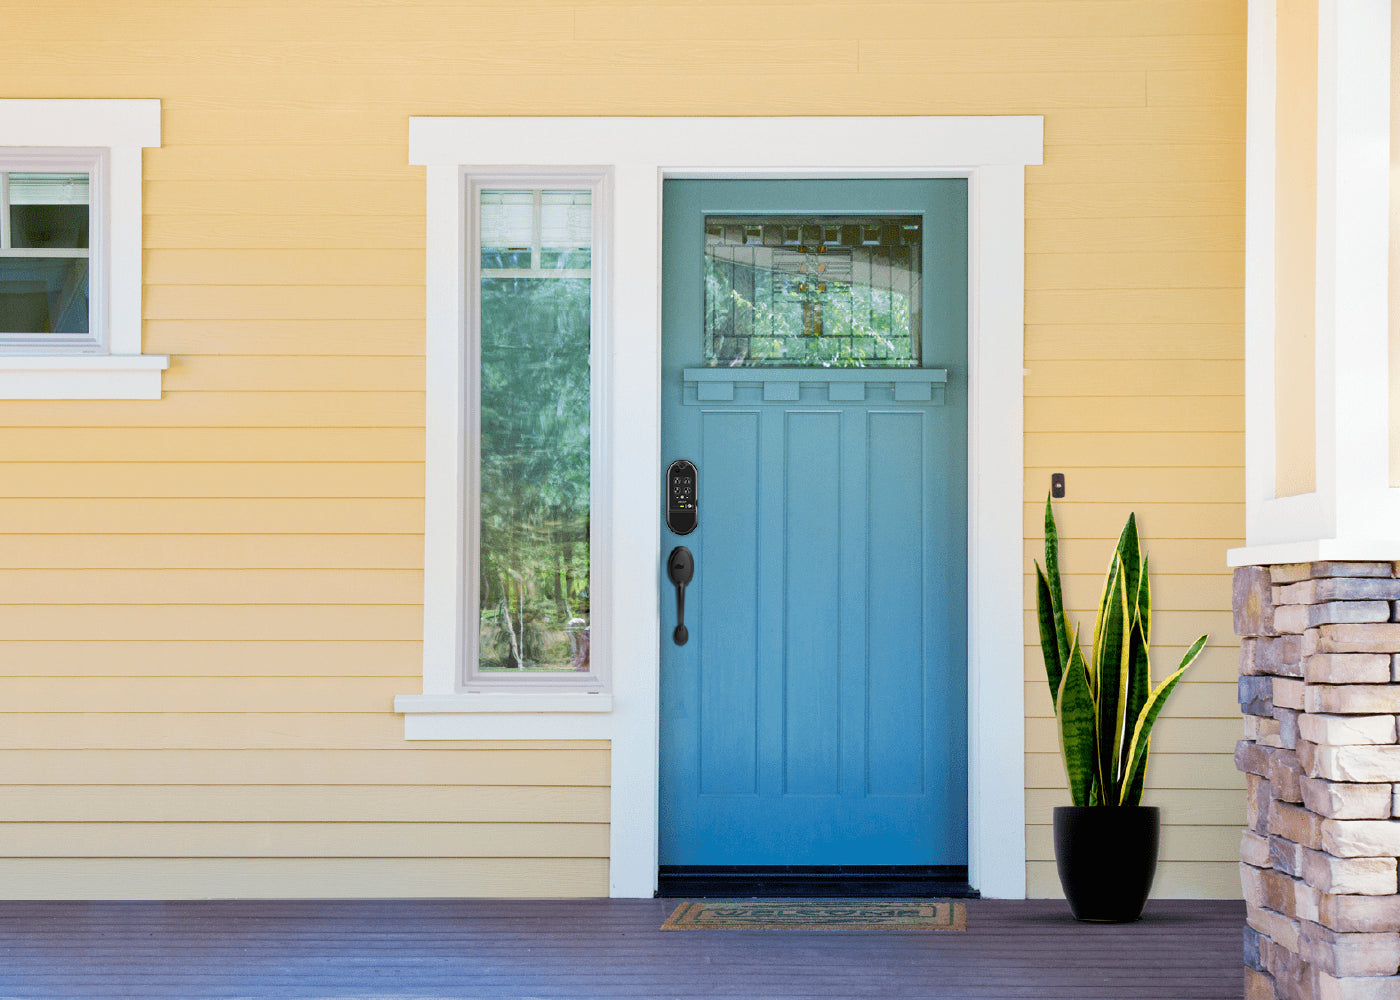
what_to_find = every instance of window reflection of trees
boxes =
[704,218,920,368]
[478,275,591,672]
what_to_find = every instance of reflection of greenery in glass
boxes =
[479,276,590,672]
[477,187,592,673]
[704,216,920,367]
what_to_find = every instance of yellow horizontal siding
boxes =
[1025,397,1242,431]
[0,0,1244,898]
[1022,502,1241,539]
[0,607,421,641]
[1025,434,1242,468]
[0,429,424,462]
[1042,143,1242,184]
[147,250,423,287]
[1026,360,1243,396]
[574,3,1245,41]
[1027,181,1245,219]
[0,536,421,569]
[0,786,608,823]
[0,714,469,749]
[146,212,423,249]
[0,570,420,604]
[0,465,422,498]
[152,290,424,324]
[0,859,609,900]
[0,677,415,711]
[1027,251,1244,290]
[1027,288,1243,325]
[0,749,610,785]
[0,499,423,534]
[1026,215,1243,253]
[0,392,425,424]
[0,823,610,858]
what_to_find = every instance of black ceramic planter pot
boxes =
[1053,805,1160,922]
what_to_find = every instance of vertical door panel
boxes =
[782,410,842,797]
[697,409,760,797]
[865,410,926,797]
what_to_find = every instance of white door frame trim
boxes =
[404,116,1042,900]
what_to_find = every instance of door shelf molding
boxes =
[683,367,948,405]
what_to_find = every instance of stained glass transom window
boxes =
[704,215,921,367]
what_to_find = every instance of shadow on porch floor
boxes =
[0,897,1244,999]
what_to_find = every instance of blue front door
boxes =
[659,179,968,867]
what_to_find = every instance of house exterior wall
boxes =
[0,0,1244,899]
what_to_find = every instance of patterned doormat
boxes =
[661,899,966,931]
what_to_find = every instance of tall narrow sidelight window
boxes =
[475,188,594,676]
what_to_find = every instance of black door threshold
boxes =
[657,865,978,899]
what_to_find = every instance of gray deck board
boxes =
[0,898,1244,999]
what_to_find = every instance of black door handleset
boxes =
[667,546,694,646]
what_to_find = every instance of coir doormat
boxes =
[661,899,966,931]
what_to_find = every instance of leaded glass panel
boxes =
[704,214,921,367]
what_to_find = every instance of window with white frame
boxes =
[0,100,167,399]
[397,170,610,708]
[471,185,598,683]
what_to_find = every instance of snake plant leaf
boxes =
[1138,553,1152,648]
[1121,734,1150,807]
[1115,513,1142,625]
[1041,493,1072,670]
[1092,555,1131,800]
[1119,633,1209,805]
[1057,634,1095,808]
[1035,563,1065,704]
[1120,610,1151,789]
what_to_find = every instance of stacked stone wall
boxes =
[1236,562,1400,1000]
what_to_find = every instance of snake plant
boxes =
[1035,495,1207,807]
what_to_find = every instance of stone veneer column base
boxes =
[1235,562,1400,1000]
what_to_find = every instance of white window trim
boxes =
[0,100,167,399]
[397,116,1042,901]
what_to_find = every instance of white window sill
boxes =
[394,691,613,740]
[0,354,169,399]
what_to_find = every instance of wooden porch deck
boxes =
[0,897,1245,999]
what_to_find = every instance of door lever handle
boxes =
[667,546,694,645]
